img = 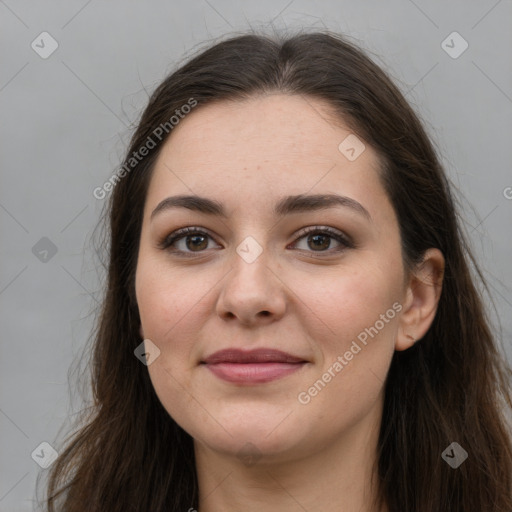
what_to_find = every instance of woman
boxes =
[43,30,512,511]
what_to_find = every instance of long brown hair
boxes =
[41,29,512,511]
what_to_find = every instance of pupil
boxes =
[187,235,207,251]
[309,234,329,250]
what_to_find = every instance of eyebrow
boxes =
[150,193,372,222]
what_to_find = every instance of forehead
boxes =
[158,94,370,167]
[146,94,390,223]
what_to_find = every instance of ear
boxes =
[395,248,445,351]
[139,324,145,339]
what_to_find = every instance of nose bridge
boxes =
[235,234,266,266]
[227,208,276,267]
[216,231,286,323]
[229,232,274,291]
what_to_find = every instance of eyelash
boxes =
[158,226,355,257]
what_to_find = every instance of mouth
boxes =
[200,348,308,384]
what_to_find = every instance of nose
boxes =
[215,242,287,327]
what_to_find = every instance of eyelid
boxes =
[158,225,355,256]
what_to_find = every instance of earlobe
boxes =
[395,248,445,351]
[139,325,144,339]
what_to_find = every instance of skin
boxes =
[135,94,445,512]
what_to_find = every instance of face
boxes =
[135,94,407,464]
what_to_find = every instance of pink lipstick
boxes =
[201,348,307,384]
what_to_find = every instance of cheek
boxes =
[136,256,205,342]
[293,262,400,400]
[136,266,167,338]
[136,260,202,422]
[135,257,216,410]
[295,261,401,341]
[293,273,398,432]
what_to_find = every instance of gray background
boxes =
[1,1,511,510]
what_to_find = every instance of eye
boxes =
[290,226,354,254]
[158,225,354,257]
[158,227,219,256]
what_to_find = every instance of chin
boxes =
[191,412,308,462]
[196,433,301,466]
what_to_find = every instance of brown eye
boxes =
[291,227,353,254]
[159,227,220,255]
[184,233,209,251]
[306,233,332,251]
[159,225,354,257]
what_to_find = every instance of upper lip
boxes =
[201,348,307,364]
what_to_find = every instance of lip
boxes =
[201,348,307,364]
[200,348,308,384]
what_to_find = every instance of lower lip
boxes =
[203,362,306,384]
